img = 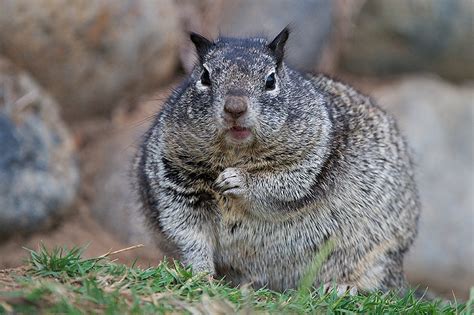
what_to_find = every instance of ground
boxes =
[0,245,470,314]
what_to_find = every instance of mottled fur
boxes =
[134,29,420,293]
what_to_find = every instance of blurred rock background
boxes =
[0,0,472,299]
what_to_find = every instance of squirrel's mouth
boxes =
[227,126,252,141]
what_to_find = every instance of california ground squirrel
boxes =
[134,28,420,294]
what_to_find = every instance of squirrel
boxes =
[134,28,420,295]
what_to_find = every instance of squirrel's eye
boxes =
[201,68,211,86]
[265,72,276,91]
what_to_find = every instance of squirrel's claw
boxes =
[323,283,358,297]
[215,168,248,198]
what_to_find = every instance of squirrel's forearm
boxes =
[245,165,320,217]
[158,188,216,274]
[180,236,215,274]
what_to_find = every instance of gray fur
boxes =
[134,29,420,293]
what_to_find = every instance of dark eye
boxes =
[201,68,211,86]
[265,72,276,90]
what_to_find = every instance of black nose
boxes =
[224,95,248,119]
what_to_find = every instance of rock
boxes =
[0,57,79,240]
[373,76,474,298]
[0,0,181,120]
[340,0,474,81]
[178,0,333,72]
[81,94,168,246]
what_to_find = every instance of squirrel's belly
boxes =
[213,215,325,291]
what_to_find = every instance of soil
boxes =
[0,267,26,292]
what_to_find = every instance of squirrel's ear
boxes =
[190,32,213,62]
[268,27,290,65]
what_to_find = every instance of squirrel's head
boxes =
[188,28,291,147]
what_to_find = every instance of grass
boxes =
[0,244,471,314]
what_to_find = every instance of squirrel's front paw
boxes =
[215,168,248,199]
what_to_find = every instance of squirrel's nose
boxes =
[224,95,248,119]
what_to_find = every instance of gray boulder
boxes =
[374,76,474,297]
[340,0,474,81]
[0,58,79,240]
[0,0,181,120]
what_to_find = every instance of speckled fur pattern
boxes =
[134,29,420,293]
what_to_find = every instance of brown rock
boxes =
[0,0,181,120]
[79,89,172,246]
